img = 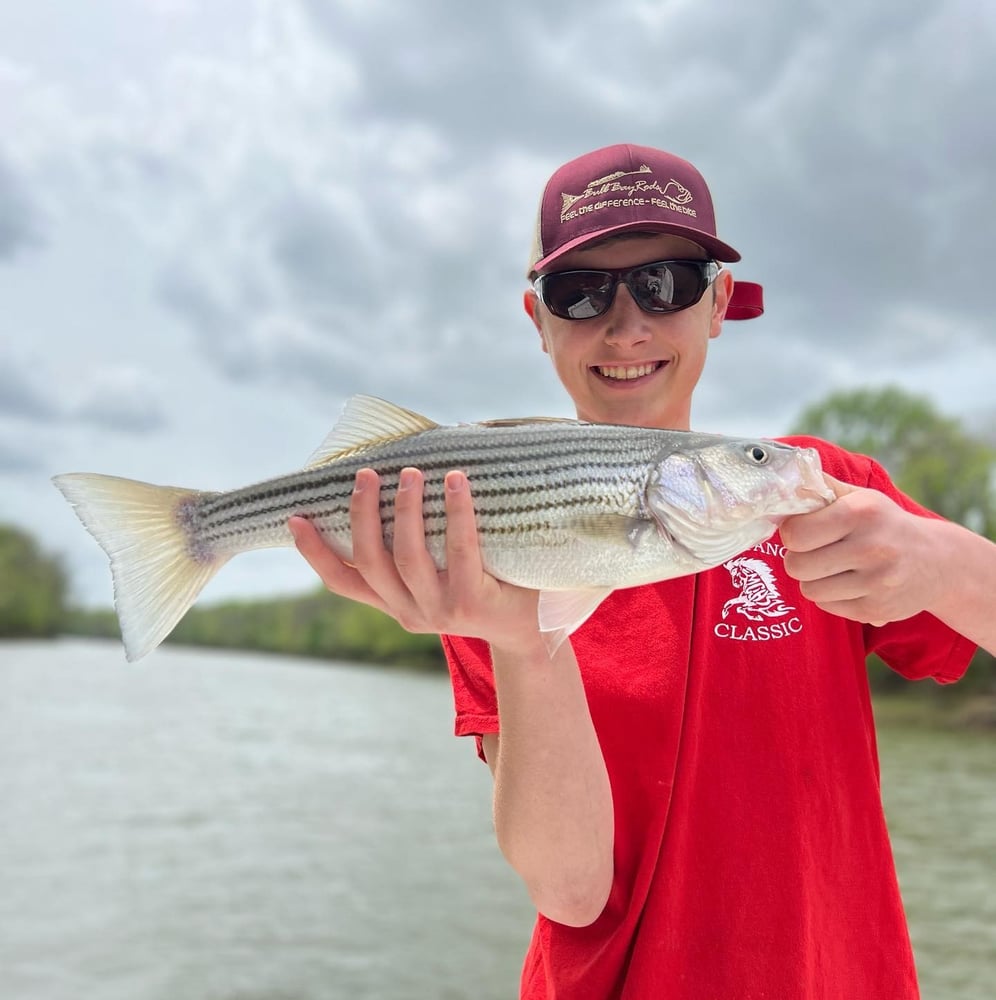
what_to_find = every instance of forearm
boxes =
[290,466,616,922]
[926,520,996,655]
[488,634,614,927]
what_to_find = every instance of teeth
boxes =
[597,363,658,380]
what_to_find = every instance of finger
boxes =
[783,537,863,584]
[288,515,390,612]
[348,468,386,556]
[795,566,867,604]
[807,595,889,628]
[348,468,399,577]
[822,474,859,500]
[347,468,419,609]
[391,467,443,594]
[780,498,856,553]
[442,470,486,593]
[288,514,327,562]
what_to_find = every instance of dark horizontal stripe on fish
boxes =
[193,485,634,552]
[196,467,638,539]
[199,476,356,520]
[375,442,653,479]
[200,428,650,516]
[196,453,643,529]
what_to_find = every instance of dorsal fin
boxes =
[304,395,439,468]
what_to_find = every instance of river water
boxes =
[1,640,992,999]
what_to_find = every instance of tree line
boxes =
[0,525,67,638]
[4,386,995,690]
[64,591,446,671]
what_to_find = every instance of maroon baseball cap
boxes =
[528,143,762,319]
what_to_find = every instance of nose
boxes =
[602,283,653,347]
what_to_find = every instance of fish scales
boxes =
[196,436,620,528]
[52,394,834,661]
[196,424,652,555]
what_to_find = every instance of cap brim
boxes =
[531,220,741,276]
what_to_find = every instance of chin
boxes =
[588,402,677,429]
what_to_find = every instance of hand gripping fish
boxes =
[53,395,834,661]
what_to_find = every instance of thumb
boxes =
[822,473,858,501]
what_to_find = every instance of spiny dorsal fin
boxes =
[305,395,440,468]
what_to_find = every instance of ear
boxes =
[710,269,734,340]
[523,288,540,326]
[523,289,550,355]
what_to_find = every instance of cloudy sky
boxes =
[2,0,994,608]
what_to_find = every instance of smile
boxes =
[594,362,665,381]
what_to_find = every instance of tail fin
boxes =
[52,473,229,661]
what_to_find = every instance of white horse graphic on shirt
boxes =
[721,557,796,623]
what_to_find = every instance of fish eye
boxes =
[745,444,770,465]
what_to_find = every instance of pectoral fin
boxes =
[566,514,655,549]
[537,586,615,655]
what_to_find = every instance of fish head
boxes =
[646,438,834,563]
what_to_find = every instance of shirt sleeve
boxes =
[440,634,499,757]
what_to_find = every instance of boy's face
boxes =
[525,234,732,430]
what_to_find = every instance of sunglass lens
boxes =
[629,262,704,311]
[542,273,615,320]
[630,263,677,308]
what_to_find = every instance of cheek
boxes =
[539,321,599,375]
[531,305,554,357]
[539,325,574,365]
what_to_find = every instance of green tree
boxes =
[164,589,446,670]
[791,386,996,537]
[0,524,68,637]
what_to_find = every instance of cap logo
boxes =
[559,164,697,224]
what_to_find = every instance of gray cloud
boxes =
[0,154,43,260]
[0,436,44,475]
[73,365,170,435]
[7,0,995,435]
[127,0,993,422]
[0,353,167,434]
[715,2,996,334]
[72,394,167,435]
[0,364,58,421]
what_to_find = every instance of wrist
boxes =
[489,628,554,665]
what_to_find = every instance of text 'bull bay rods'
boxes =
[53,395,834,661]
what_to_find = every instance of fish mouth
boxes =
[592,361,667,383]
[794,449,836,506]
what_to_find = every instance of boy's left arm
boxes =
[780,476,996,656]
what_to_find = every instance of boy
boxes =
[289,143,995,998]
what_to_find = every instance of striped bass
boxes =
[53,395,834,662]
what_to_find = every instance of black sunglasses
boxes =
[534,259,720,321]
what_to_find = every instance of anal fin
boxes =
[537,586,614,655]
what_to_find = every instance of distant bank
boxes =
[63,588,447,671]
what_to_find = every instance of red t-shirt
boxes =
[442,439,976,1000]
